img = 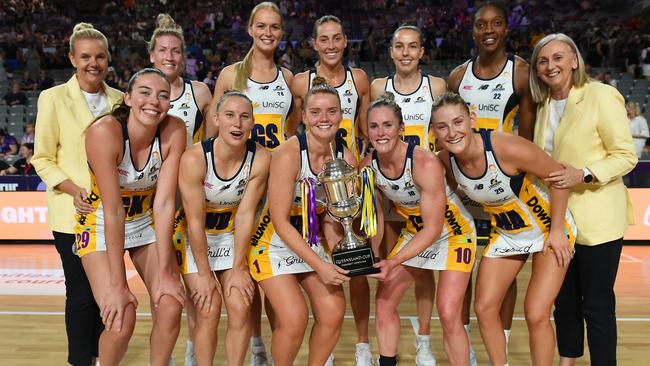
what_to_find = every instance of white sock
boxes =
[503,329,511,343]
[186,339,194,352]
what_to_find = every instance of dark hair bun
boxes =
[312,76,328,87]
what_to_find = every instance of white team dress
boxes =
[174,138,256,274]
[449,131,576,257]
[457,54,520,134]
[385,74,435,151]
[248,134,344,281]
[372,144,476,271]
[75,123,162,256]
[246,66,293,151]
[168,78,205,146]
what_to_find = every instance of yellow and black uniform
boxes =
[248,133,344,282]
[385,74,436,151]
[168,78,205,146]
[246,66,293,151]
[449,131,577,257]
[75,123,162,257]
[373,143,476,271]
[173,138,256,274]
[457,54,520,134]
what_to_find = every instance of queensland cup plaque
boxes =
[318,150,379,276]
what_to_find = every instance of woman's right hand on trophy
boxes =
[316,262,350,286]
[369,258,398,281]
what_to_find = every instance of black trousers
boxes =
[554,238,623,365]
[53,232,103,366]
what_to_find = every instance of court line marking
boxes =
[2,311,650,322]
[409,316,419,336]
[620,253,642,263]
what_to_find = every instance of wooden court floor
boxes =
[0,244,649,365]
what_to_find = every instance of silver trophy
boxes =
[318,144,379,276]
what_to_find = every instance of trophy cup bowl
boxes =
[318,156,379,276]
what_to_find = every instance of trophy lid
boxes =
[318,158,356,182]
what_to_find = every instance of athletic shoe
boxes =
[415,335,436,366]
[250,344,269,366]
[355,343,373,366]
[325,353,335,366]
[184,340,197,366]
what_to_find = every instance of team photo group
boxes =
[32,1,637,365]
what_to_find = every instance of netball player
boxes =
[248,77,352,366]
[448,2,536,358]
[291,15,370,157]
[147,14,213,365]
[210,2,294,149]
[149,14,213,145]
[290,15,373,364]
[74,68,186,366]
[432,92,575,366]
[174,91,270,365]
[370,25,447,365]
[363,92,475,366]
[208,4,294,363]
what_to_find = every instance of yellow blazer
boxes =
[32,76,123,233]
[534,81,637,245]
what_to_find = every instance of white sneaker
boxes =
[325,353,335,366]
[355,343,373,366]
[184,340,197,366]
[415,335,436,366]
[250,344,269,366]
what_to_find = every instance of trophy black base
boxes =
[332,246,380,277]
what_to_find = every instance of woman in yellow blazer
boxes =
[31,23,122,366]
[530,33,637,366]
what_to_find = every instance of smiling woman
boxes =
[432,91,577,366]
[74,68,187,366]
[209,2,294,152]
[148,14,213,146]
[31,22,123,366]
[529,33,638,366]
[247,77,354,366]
[359,92,475,366]
[446,2,537,354]
[290,15,371,160]
[368,26,447,363]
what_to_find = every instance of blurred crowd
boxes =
[1,1,648,87]
[0,0,649,171]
